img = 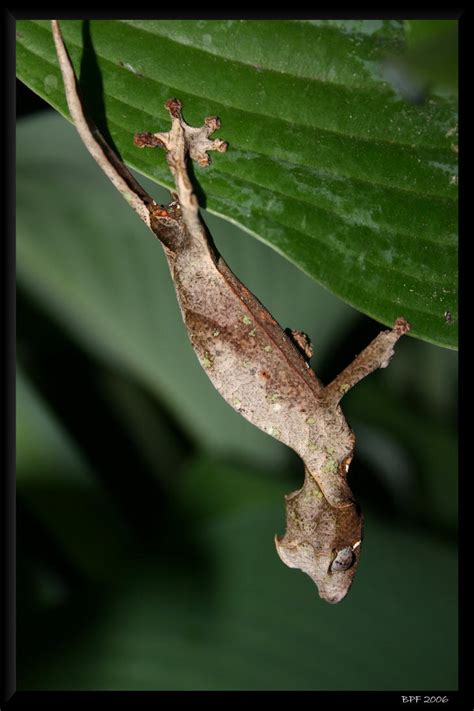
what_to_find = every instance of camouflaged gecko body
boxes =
[51,17,407,602]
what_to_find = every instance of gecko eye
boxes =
[330,546,355,573]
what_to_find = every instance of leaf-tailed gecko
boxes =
[52,20,410,603]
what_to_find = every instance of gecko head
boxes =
[275,536,361,604]
[274,488,363,604]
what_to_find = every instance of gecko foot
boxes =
[134,99,228,167]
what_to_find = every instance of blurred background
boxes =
[16,80,457,691]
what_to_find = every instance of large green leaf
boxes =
[16,19,458,348]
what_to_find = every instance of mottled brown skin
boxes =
[51,18,410,603]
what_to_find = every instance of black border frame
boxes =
[5,7,466,709]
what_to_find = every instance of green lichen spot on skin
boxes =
[270,393,280,402]
[322,457,338,475]
[339,383,350,394]
[249,329,256,337]
[264,345,272,352]
[234,399,242,409]
[202,353,213,369]
[307,441,319,452]
[213,330,220,337]
[306,416,316,425]
[242,315,252,326]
